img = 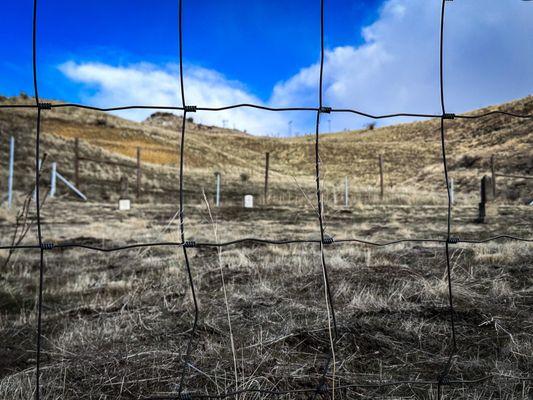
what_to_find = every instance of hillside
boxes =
[0,94,531,204]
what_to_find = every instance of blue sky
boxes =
[0,0,381,101]
[1,0,532,135]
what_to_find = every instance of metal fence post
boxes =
[215,172,221,207]
[7,136,14,208]
[33,159,42,202]
[50,162,57,198]
[344,176,349,207]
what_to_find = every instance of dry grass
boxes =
[0,196,531,399]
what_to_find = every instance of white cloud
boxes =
[60,0,533,135]
[60,61,289,135]
[271,0,533,132]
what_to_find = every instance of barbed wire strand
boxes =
[4,0,530,398]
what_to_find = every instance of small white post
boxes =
[344,176,349,207]
[32,158,42,202]
[215,172,221,207]
[7,136,14,208]
[449,178,454,206]
[50,162,57,198]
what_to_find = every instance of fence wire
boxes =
[0,0,531,399]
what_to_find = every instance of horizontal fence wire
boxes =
[1,103,532,120]
[0,0,528,399]
[1,235,532,253]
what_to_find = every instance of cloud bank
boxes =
[61,0,533,135]
[60,61,289,135]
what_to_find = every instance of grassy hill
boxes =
[0,94,531,205]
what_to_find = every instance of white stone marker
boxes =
[244,195,254,208]
[118,199,131,211]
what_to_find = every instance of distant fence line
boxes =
[1,133,531,207]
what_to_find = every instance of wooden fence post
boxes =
[120,176,129,198]
[477,176,488,223]
[264,152,270,205]
[490,155,496,198]
[379,154,384,199]
[136,147,141,199]
[74,138,80,188]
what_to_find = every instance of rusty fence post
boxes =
[136,147,141,200]
[74,138,80,188]
[477,175,488,223]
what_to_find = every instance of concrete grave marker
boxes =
[118,199,131,211]
[244,195,253,208]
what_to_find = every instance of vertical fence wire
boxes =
[437,1,458,398]
[312,0,339,398]
[32,0,45,399]
[176,0,200,395]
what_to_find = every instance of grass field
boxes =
[0,197,531,399]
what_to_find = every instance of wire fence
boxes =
[1,0,532,399]
[3,132,522,209]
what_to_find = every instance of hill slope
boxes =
[0,95,531,203]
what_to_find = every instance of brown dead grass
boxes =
[0,198,531,399]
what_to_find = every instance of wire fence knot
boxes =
[442,113,455,119]
[38,102,52,110]
[184,105,197,112]
[447,236,460,244]
[40,242,54,250]
[183,240,197,248]
[319,106,332,114]
[322,236,334,245]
